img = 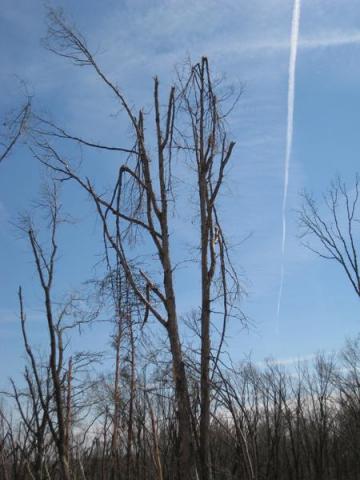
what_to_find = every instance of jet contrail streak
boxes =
[277,0,301,322]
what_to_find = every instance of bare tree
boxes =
[26,8,243,480]
[299,175,360,297]
[16,183,98,480]
[17,184,72,479]
[96,263,141,480]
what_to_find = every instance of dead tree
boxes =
[97,263,141,480]
[16,183,89,480]
[27,9,242,479]
[177,58,239,480]
[299,175,360,297]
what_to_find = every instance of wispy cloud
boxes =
[262,353,317,367]
[204,30,360,60]
[300,31,360,49]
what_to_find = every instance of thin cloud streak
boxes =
[300,31,360,48]
[205,31,360,59]
[257,353,317,368]
[277,0,301,325]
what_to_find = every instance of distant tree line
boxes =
[2,331,360,480]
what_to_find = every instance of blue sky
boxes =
[1,0,360,386]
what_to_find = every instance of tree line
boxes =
[2,327,360,480]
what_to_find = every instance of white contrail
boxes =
[277,0,301,322]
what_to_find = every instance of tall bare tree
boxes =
[17,183,96,479]
[26,8,243,480]
[17,184,72,479]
